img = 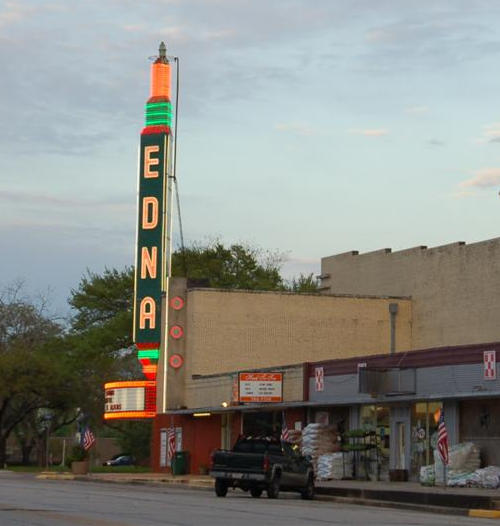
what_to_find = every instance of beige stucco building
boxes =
[320,238,500,350]
[159,285,412,412]
[185,289,412,376]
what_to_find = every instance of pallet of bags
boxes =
[447,466,500,489]
[301,423,338,474]
[434,442,480,485]
[316,452,352,480]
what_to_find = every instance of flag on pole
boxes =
[167,427,176,463]
[81,426,96,451]
[437,408,449,465]
[280,412,290,442]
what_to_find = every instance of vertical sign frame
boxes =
[484,350,496,380]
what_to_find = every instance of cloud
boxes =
[476,123,500,144]
[0,1,35,28]
[405,105,429,114]
[275,123,315,136]
[427,139,445,147]
[459,168,500,189]
[451,189,475,199]
[349,128,388,137]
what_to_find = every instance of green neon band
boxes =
[138,350,160,360]
[147,102,172,109]
[145,102,173,126]
[146,112,172,118]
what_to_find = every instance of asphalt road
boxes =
[0,471,496,526]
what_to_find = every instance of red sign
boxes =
[239,373,282,403]
[484,350,496,380]
[315,367,324,392]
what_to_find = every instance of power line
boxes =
[172,56,187,276]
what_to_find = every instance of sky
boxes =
[1,0,500,315]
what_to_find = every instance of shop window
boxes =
[359,405,390,480]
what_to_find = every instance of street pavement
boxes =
[0,470,497,525]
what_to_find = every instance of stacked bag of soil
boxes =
[316,451,352,480]
[301,423,339,475]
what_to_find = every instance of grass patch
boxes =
[91,465,152,473]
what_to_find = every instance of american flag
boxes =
[280,413,290,442]
[81,426,96,451]
[437,408,449,465]
[167,427,176,463]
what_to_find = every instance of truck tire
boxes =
[267,475,280,499]
[250,487,262,498]
[301,474,315,500]
[215,479,228,497]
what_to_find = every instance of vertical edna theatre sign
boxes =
[134,42,173,380]
[104,43,173,420]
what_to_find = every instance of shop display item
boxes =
[434,442,480,485]
[301,423,338,474]
[316,452,353,480]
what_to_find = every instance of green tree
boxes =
[67,267,139,422]
[109,421,152,463]
[172,241,286,290]
[0,283,75,466]
[286,273,319,293]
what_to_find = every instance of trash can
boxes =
[172,451,189,475]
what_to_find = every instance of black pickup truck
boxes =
[210,437,314,499]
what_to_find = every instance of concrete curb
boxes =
[315,495,469,516]
[36,472,214,489]
[469,510,500,519]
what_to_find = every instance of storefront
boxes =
[308,341,500,482]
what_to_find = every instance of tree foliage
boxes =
[172,241,286,290]
[286,273,320,293]
[0,283,75,466]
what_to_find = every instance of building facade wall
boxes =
[184,289,412,377]
[308,342,500,405]
[184,365,305,409]
[460,399,500,466]
[152,413,242,474]
[321,238,500,350]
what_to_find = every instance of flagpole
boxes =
[170,415,175,477]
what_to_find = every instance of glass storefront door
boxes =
[410,401,442,479]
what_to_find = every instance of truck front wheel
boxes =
[301,474,315,500]
[267,475,280,499]
[250,487,262,498]
[215,479,228,497]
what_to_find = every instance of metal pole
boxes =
[60,438,66,468]
[45,424,50,470]
[161,55,178,414]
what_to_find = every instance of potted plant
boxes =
[68,445,89,475]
